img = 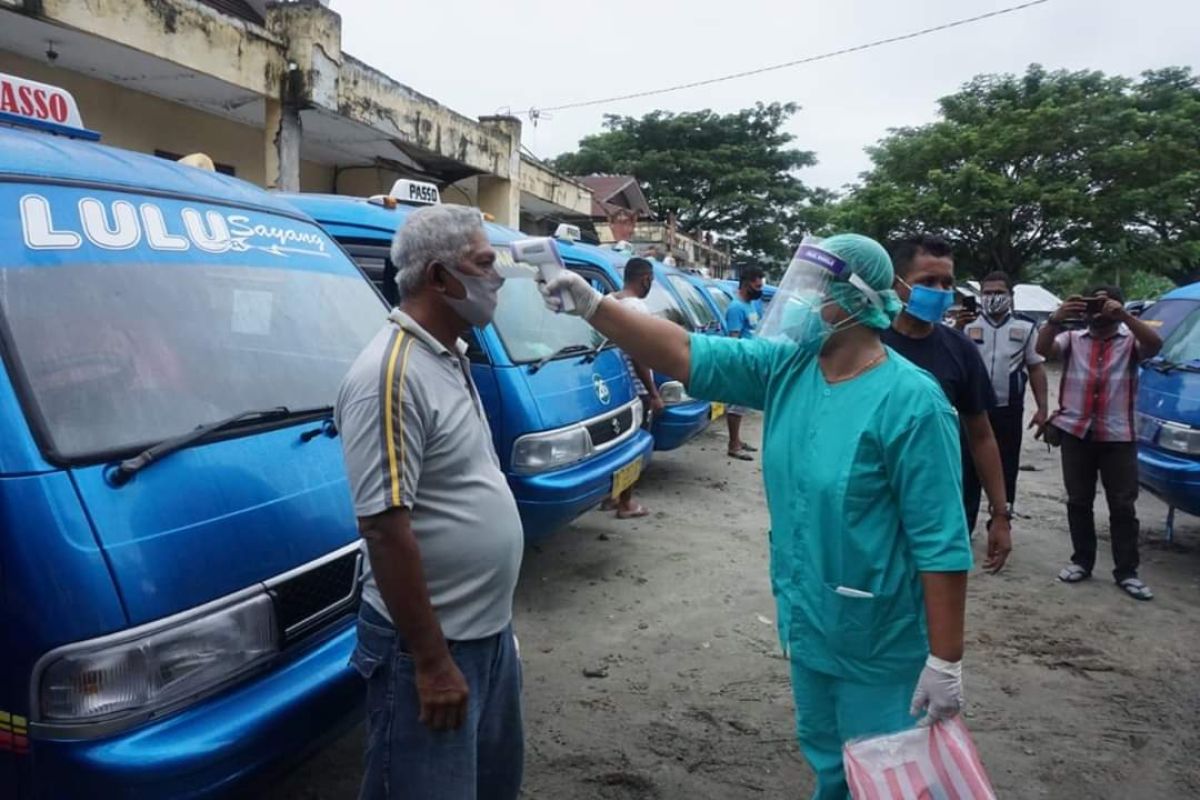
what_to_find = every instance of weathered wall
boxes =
[518,157,593,216]
[35,0,285,95]
[0,50,329,190]
[338,56,512,179]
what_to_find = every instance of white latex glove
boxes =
[538,271,603,320]
[910,655,963,726]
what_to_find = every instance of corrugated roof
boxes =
[574,175,654,220]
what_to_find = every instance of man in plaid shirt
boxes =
[1036,285,1162,600]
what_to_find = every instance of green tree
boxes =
[552,103,817,262]
[832,65,1200,287]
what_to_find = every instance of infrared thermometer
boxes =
[511,237,576,313]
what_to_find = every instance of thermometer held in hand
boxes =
[511,237,576,313]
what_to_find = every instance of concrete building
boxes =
[0,0,590,228]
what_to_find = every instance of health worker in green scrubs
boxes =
[539,234,973,799]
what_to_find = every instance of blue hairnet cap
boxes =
[821,233,903,330]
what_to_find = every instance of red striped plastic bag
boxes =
[843,717,996,799]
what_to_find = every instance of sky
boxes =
[333,0,1200,193]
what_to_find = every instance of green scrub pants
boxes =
[790,662,923,800]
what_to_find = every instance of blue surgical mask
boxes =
[903,283,956,323]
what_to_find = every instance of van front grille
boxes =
[586,406,634,449]
[267,549,360,643]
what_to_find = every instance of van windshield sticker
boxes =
[9,188,343,272]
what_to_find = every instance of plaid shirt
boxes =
[1050,327,1141,442]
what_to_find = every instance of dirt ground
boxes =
[268,409,1200,799]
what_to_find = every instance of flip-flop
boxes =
[1118,578,1153,601]
[739,443,758,452]
[616,504,649,519]
[727,450,754,461]
[1058,565,1091,583]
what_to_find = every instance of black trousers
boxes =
[1060,432,1140,581]
[963,405,1025,533]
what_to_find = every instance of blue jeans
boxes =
[350,604,524,800]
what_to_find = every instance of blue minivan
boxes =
[569,250,718,449]
[283,193,654,539]
[1135,282,1200,539]
[0,74,377,796]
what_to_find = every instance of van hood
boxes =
[70,424,358,625]
[517,348,635,432]
[1139,368,1200,424]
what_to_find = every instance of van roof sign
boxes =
[389,179,441,206]
[0,72,99,141]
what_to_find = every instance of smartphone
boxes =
[1085,296,1105,316]
[962,295,978,314]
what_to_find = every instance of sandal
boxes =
[727,450,754,461]
[616,503,649,519]
[1118,578,1153,601]
[1058,564,1091,583]
[740,443,758,453]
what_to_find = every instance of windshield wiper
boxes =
[529,344,592,374]
[580,337,610,364]
[1147,357,1200,374]
[108,405,334,486]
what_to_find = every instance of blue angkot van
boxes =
[283,193,654,540]
[1135,282,1200,540]
[0,72,378,798]
[564,246,718,449]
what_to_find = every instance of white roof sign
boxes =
[0,72,96,139]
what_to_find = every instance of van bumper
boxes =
[652,400,712,451]
[29,618,362,800]
[1138,445,1200,517]
[512,429,654,540]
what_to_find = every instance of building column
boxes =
[477,115,522,227]
[264,96,301,192]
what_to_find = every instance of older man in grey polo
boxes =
[336,204,524,800]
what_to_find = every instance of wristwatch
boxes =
[988,507,1013,521]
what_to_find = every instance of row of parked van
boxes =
[0,72,764,798]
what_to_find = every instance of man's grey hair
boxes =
[390,204,485,297]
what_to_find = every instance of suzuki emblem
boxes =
[592,374,611,405]
[611,417,621,435]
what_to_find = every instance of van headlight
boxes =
[511,426,592,474]
[38,593,278,726]
[659,381,691,405]
[1157,420,1200,456]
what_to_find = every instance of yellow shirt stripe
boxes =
[383,331,407,506]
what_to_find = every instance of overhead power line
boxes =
[526,0,1050,117]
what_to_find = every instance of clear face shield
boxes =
[757,238,884,346]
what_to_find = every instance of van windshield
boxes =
[1160,306,1200,364]
[1,201,384,462]
[489,247,606,363]
[669,275,718,330]
[642,281,691,329]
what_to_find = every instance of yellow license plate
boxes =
[611,458,643,500]
[710,402,726,420]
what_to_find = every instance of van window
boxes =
[1,204,384,462]
[489,247,606,363]
[1160,306,1200,363]
[668,275,718,330]
[642,281,690,329]
[707,286,732,317]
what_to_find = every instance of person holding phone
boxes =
[1036,285,1162,600]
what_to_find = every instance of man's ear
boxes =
[427,262,447,292]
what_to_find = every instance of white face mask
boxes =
[442,263,503,327]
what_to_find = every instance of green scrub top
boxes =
[689,334,972,683]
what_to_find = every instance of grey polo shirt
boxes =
[335,309,523,641]
[963,313,1045,408]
